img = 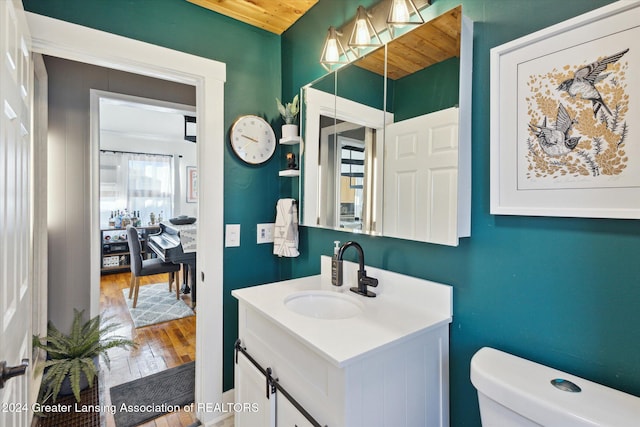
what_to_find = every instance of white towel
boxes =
[273,198,299,258]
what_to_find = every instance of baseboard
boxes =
[202,389,235,427]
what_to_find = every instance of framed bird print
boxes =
[490,1,640,218]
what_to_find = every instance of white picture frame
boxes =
[490,1,640,218]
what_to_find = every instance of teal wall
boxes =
[282,0,640,426]
[26,0,640,425]
[336,65,386,110]
[393,56,460,120]
[23,0,283,391]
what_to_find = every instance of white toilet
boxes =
[470,347,640,426]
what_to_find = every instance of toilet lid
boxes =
[470,347,640,427]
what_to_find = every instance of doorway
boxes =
[28,11,226,425]
[94,92,199,425]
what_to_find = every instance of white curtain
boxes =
[100,151,173,227]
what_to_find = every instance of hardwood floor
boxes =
[99,271,197,427]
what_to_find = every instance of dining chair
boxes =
[126,225,181,308]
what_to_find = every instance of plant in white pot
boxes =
[33,309,136,402]
[276,94,299,139]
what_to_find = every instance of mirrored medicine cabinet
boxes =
[300,5,473,246]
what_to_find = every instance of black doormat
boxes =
[109,361,195,427]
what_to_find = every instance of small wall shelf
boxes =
[279,136,300,145]
[279,169,300,177]
[279,135,301,179]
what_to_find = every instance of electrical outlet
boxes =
[257,223,275,244]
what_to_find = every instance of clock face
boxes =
[230,115,276,165]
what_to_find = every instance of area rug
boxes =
[109,362,195,427]
[122,283,194,328]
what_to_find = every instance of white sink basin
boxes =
[284,290,363,319]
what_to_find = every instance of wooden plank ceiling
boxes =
[186,0,319,35]
[354,6,461,80]
[186,1,459,80]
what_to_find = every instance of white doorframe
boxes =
[26,13,226,425]
[30,51,48,410]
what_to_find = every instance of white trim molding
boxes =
[26,12,226,424]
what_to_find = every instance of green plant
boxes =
[276,94,299,124]
[33,309,136,402]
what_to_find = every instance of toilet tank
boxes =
[470,347,640,427]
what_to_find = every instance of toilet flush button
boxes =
[551,378,581,392]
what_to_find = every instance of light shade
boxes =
[320,26,350,71]
[387,0,424,29]
[348,5,382,49]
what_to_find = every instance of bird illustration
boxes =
[529,103,581,157]
[556,48,629,117]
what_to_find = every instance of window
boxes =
[100,151,173,227]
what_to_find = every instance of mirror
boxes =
[304,86,391,234]
[301,6,472,245]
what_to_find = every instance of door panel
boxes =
[276,393,314,427]
[1,1,33,426]
[383,107,459,245]
[234,352,275,427]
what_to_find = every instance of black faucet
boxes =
[332,241,378,297]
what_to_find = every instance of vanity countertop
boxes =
[232,256,453,367]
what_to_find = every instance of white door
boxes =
[234,351,275,427]
[276,393,315,427]
[0,1,33,426]
[383,107,459,246]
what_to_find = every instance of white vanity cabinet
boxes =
[233,256,453,427]
[235,302,449,427]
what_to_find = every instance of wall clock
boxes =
[230,115,276,165]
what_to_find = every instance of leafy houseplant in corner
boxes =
[276,94,300,139]
[33,309,136,402]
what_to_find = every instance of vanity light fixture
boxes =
[348,5,382,49]
[319,0,431,69]
[387,0,425,34]
[321,26,351,71]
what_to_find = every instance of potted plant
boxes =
[276,94,300,139]
[33,309,136,402]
